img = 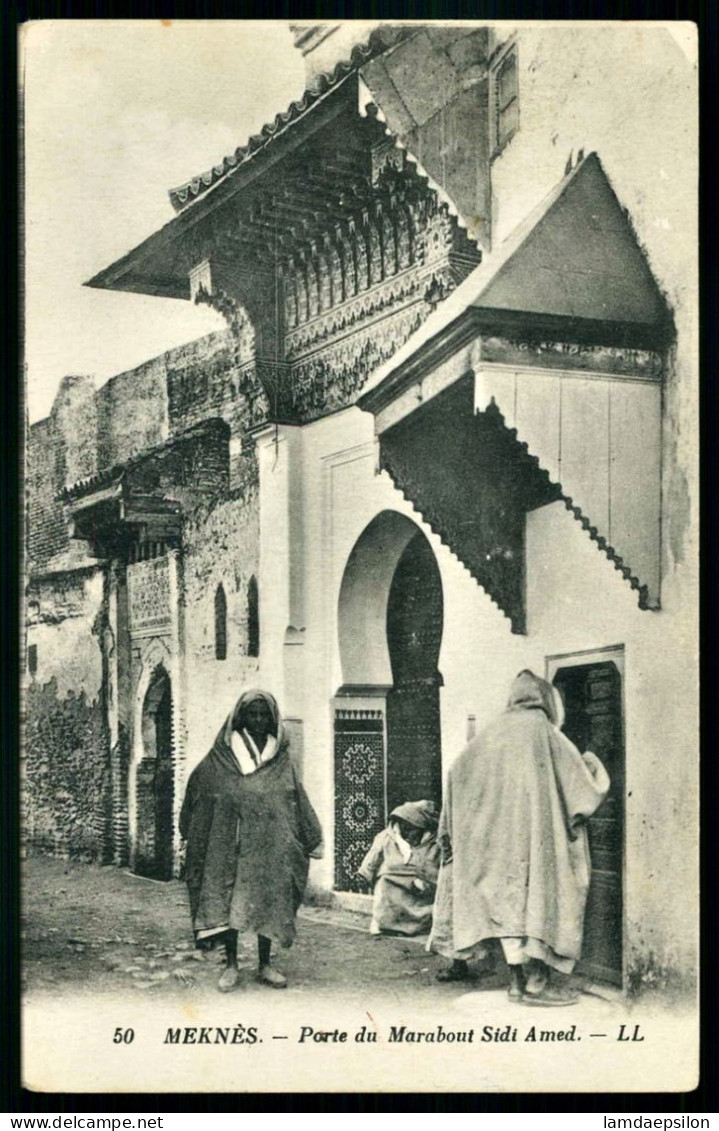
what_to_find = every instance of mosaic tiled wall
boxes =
[333,709,385,892]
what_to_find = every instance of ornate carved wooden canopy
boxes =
[86,71,481,428]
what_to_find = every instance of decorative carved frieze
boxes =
[169,165,482,432]
[481,336,664,378]
[287,304,426,421]
[127,556,171,637]
[285,267,427,359]
[282,167,479,350]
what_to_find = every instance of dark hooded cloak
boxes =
[179,689,322,948]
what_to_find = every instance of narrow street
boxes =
[22,856,509,1006]
[21,857,697,1095]
[22,856,620,1009]
[22,856,450,1004]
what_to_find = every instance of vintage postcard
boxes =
[20,19,699,1094]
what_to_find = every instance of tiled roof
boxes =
[169,34,396,213]
[59,418,229,503]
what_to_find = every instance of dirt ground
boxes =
[21,858,700,1096]
[20,855,638,1014]
[21,855,506,1005]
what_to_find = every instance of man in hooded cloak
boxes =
[180,688,322,991]
[429,670,610,1005]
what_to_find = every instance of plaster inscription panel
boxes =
[127,556,171,638]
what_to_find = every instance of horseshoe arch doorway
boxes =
[334,511,443,890]
[135,665,174,881]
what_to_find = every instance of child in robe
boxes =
[358,800,440,937]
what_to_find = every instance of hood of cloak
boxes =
[224,687,286,749]
[390,800,439,830]
[431,672,610,962]
[507,670,561,723]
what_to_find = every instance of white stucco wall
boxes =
[485,24,698,979]
[490,24,698,592]
[254,363,695,981]
[238,24,698,985]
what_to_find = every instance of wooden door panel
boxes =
[386,533,443,813]
[582,871,623,985]
[553,660,623,985]
[386,684,442,814]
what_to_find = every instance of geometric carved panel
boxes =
[127,557,170,638]
[334,710,385,892]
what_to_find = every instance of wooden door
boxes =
[552,660,624,985]
[135,673,174,881]
[153,682,174,881]
[385,532,443,814]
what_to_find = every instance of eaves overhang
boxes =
[359,308,667,418]
[85,73,360,300]
[359,152,673,419]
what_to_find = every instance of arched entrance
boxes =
[134,665,174,880]
[334,512,443,891]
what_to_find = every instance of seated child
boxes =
[358,800,440,936]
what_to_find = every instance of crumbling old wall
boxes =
[27,418,69,572]
[181,465,261,770]
[24,568,110,860]
[25,326,258,864]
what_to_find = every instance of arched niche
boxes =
[247,575,259,658]
[337,509,425,690]
[134,662,174,881]
[333,510,444,891]
[214,584,227,660]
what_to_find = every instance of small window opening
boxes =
[247,576,259,658]
[214,584,227,661]
[28,644,38,676]
[493,45,519,155]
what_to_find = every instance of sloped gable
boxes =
[475,153,668,328]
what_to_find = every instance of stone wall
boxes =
[27,329,253,568]
[51,375,99,486]
[96,353,169,469]
[24,568,109,860]
[27,418,68,571]
[166,332,238,435]
[124,419,232,513]
[181,483,261,769]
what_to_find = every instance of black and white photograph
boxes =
[20,19,699,1094]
